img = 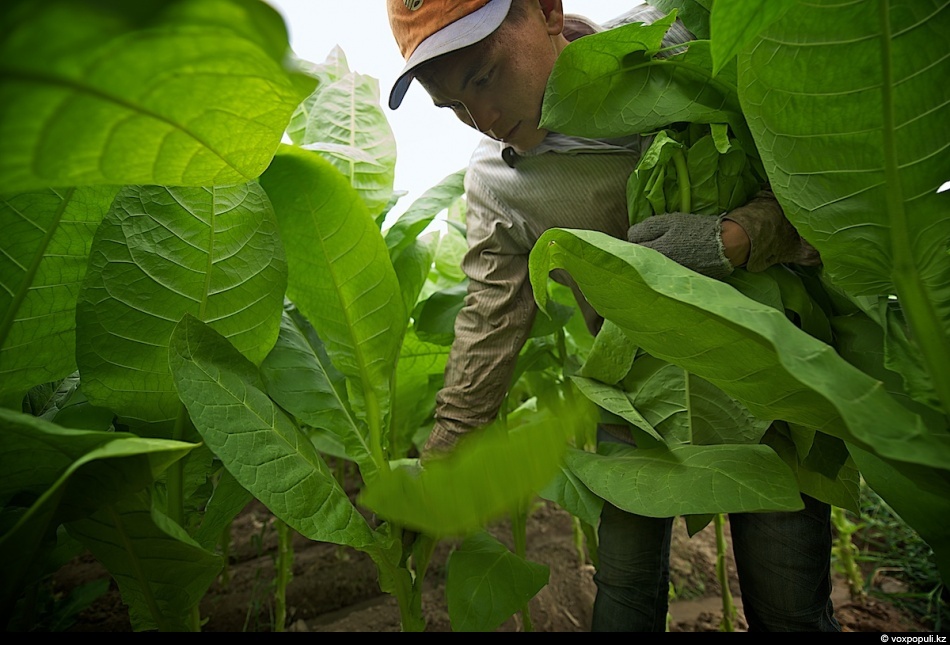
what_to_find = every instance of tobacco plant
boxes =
[4,0,946,634]
[533,0,950,585]
[0,0,590,631]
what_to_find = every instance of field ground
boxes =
[48,494,936,633]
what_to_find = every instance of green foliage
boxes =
[359,399,596,538]
[848,483,949,630]
[67,490,223,632]
[531,231,949,469]
[536,2,950,587]
[169,314,376,549]
[76,183,287,425]
[287,45,397,219]
[445,531,549,632]
[626,123,762,225]
[6,578,109,632]
[3,0,947,633]
[0,408,198,627]
[566,442,803,517]
[0,187,118,408]
[0,0,315,192]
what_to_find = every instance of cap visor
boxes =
[388,0,512,109]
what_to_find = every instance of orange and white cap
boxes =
[387,0,513,109]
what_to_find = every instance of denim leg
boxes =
[729,494,841,631]
[591,502,673,632]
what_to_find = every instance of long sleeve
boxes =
[422,126,645,456]
[425,185,537,454]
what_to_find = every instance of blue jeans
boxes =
[591,493,841,631]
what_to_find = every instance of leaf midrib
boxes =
[5,71,249,180]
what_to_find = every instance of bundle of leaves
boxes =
[627,122,763,225]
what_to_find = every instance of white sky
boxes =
[265,1,643,221]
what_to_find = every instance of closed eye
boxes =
[474,68,494,88]
[436,101,466,114]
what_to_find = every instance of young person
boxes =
[386,0,839,631]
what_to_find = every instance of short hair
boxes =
[505,0,531,24]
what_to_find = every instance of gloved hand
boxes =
[722,190,821,272]
[626,190,821,277]
[626,211,734,279]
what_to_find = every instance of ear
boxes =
[537,0,565,36]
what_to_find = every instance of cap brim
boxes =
[389,0,512,109]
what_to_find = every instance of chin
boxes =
[510,130,547,153]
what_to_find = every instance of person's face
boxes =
[415,0,567,152]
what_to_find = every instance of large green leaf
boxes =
[360,402,597,538]
[446,531,549,632]
[538,466,604,529]
[529,229,950,470]
[169,314,375,550]
[572,376,662,442]
[392,233,439,315]
[76,183,286,424]
[0,187,116,407]
[384,169,466,263]
[412,283,467,346]
[577,319,638,385]
[66,490,222,632]
[391,330,450,454]
[648,0,712,39]
[285,44,347,143]
[736,0,950,409]
[761,424,860,513]
[288,46,396,218]
[260,308,373,477]
[540,16,754,156]
[566,442,803,517]
[0,414,193,516]
[260,146,407,451]
[0,409,196,625]
[708,0,795,74]
[582,348,771,449]
[849,444,950,584]
[0,0,314,192]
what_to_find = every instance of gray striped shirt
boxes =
[429,5,695,449]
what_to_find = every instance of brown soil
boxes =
[46,492,935,633]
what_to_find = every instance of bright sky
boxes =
[265,1,645,221]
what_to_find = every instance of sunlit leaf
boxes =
[0,0,315,191]
[76,183,286,424]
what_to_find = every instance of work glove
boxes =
[626,212,734,279]
[626,190,821,277]
[722,190,821,272]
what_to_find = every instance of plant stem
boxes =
[667,581,677,632]
[714,513,736,632]
[671,148,691,214]
[831,506,865,598]
[273,518,293,632]
[384,554,427,632]
[511,502,535,632]
[571,515,585,566]
[169,406,200,630]
[219,521,232,588]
